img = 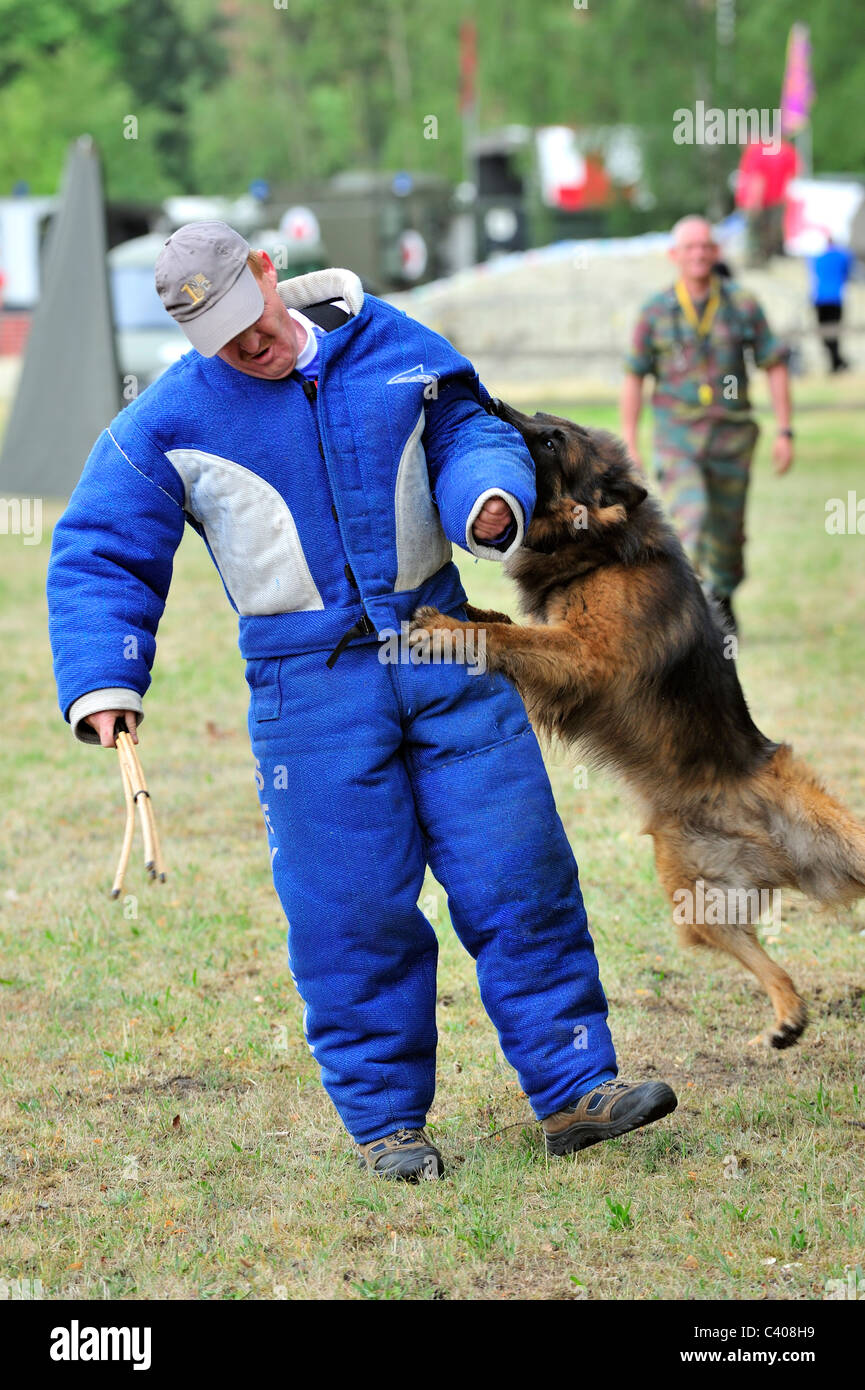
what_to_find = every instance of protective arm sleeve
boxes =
[422,378,536,561]
[46,415,187,743]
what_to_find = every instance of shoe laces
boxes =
[390,1127,424,1146]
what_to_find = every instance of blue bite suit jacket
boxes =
[47,269,536,740]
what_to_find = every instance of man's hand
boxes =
[766,364,793,475]
[472,496,514,542]
[772,433,794,475]
[85,710,139,747]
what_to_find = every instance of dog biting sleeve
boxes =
[47,415,187,736]
[423,380,535,561]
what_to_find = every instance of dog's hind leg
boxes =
[691,916,808,1050]
[652,829,808,1049]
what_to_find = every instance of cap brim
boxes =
[180,266,265,356]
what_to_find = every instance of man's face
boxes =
[670,221,718,283]
[215,257,306,379]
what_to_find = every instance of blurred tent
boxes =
[0,136,120,497]
[851,199,865,263]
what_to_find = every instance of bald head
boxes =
[669,216,718,287]
[671,215,714,246]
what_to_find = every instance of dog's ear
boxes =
[621,479,648,512]
[604,475,648,514]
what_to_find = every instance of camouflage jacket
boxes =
[625,279,790,435]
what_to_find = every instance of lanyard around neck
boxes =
[675,277,721,337]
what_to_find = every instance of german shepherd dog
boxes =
[411,400,865,1049]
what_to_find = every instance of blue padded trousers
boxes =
[246,632,617,1144]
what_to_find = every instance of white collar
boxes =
[288,308,319,371]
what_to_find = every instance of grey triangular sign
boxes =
[0,135,121,497]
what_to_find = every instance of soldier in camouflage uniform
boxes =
[621,216,794,634]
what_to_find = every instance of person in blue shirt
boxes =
[47,222,677,1181]
[809,237,855,373]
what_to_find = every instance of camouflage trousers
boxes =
[653,416,760,597]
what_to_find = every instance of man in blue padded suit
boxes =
[47,222,677,1180]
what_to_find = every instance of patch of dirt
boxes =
[636,1049,764,1088]
[158,1074,208,1094]
[635,995,690,1015]
[115,1070,253,1097]
[816,986,865,1019]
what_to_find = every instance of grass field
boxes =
[1,387,863,1301]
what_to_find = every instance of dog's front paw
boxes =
[410,605,460,635]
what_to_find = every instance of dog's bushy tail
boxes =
[757,744,865,906]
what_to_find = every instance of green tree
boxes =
[1,0,863,215]
[0,39,169,198]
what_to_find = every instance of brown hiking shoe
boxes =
[542,1079,678,1156]
[356,1127,443,1181]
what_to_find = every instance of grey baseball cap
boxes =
[154,221,264,356]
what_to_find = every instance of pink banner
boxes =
[780,22,815,136]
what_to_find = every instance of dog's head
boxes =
[490,399,647,536]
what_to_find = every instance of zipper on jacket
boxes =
[296,372,375,665]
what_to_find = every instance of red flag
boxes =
[459,20,477,116]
